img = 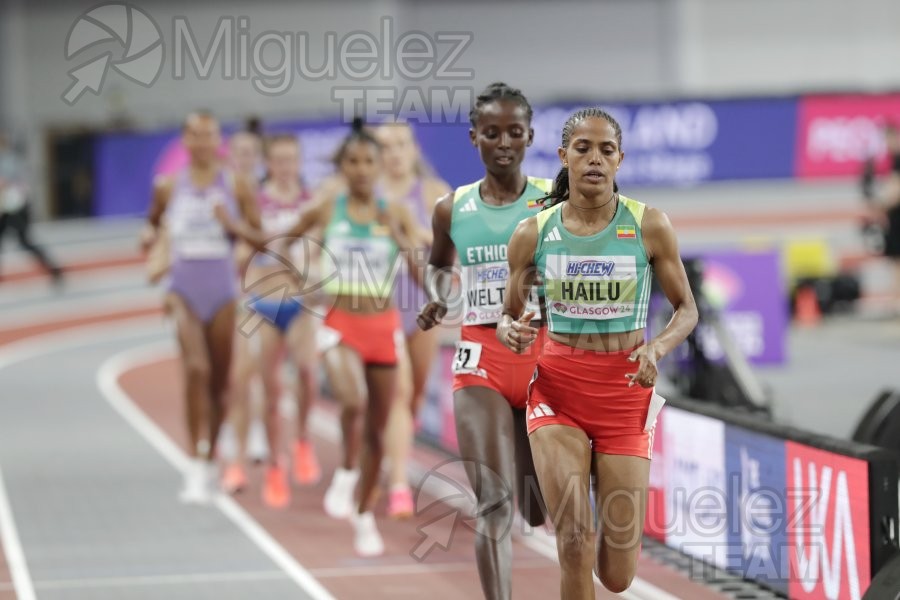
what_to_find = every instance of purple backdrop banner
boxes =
[692,249,788,365]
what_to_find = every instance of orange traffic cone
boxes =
[795,286,821,327]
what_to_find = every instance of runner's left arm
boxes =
[626,207,698,387]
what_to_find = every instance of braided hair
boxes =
[542,108,622,209]
[332,116,380,166]
[468,82,533,127]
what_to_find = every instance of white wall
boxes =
[10,0,898,130]
[14,0,404,128]
[677,0,900,96]
[2,0,900,216]
[398,0,672,102]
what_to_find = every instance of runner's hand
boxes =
[498,311,538,354]
[139,225,158,253]
[625,343,660,388]
[417,301,447,331]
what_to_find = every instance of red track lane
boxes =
[0,306,162,346]
[1,255,145,284]
[121,357,727,600]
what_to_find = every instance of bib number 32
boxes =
[452,341,483,374]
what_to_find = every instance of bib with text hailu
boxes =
[543,255,638,320]
[533,196,653,335]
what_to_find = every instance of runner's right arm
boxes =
[141,175,173,252]
[417,192,455,330]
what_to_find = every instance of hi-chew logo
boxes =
[565,260,615,277]
[63,3,164,105]
[475,265,508,283]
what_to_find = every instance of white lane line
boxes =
[0,465,36,600]
[30,570,287,590]
[0,296,160,331]
[97,344,335,600]
[0,316,166,371]
[0,317,167,600]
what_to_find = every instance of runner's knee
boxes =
[558,524,592,566]
[184,357,211,384]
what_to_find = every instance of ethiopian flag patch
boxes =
[616,225,636,239]
[526,197,545,209]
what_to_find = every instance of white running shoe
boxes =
[179,459,211,505]
[247,419,269,464]
[351,511,385,557]
[217,423,237,462]
[203,461,221,497]
[323,468,359,519]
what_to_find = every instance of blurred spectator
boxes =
[859,150,884,253]
[0,133,63,284]
[882,124,900,313]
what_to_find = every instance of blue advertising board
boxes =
[92,96,799,217]
[725,425,789,594]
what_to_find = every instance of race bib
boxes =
[251,208,301,267]
[323,236,397,296]
[169,191,230,259]
[544,255,639,320]
[261,208,300,237]
[460,261,539,325]
[451,341,483,374]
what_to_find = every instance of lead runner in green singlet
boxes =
[498,108,698,598]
